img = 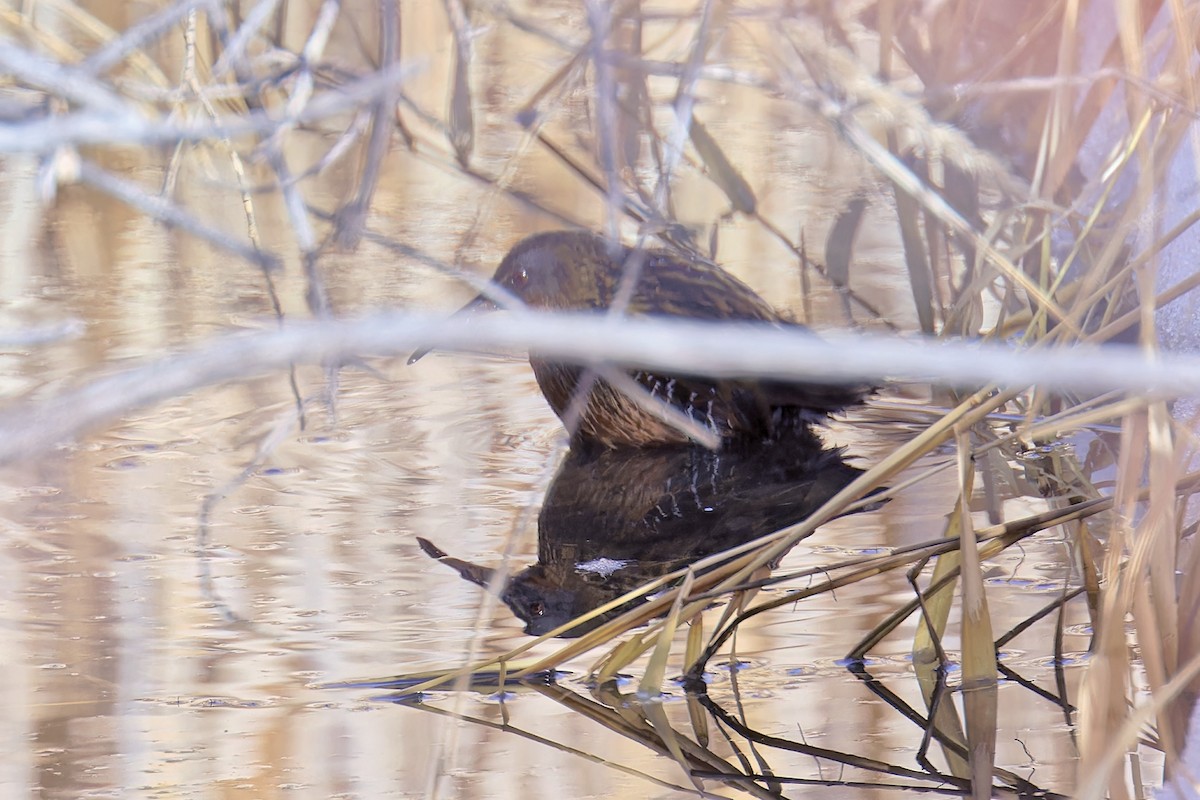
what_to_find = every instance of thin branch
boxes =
[1,311,1199,464]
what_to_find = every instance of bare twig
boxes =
[2,311,1200,465]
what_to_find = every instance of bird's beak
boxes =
[407,293,501,365]
[416,536,497,588]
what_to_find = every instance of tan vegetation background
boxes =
[0,1,1197,798]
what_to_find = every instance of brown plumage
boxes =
[411,230,868,448]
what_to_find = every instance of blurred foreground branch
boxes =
[0,311,1195,464]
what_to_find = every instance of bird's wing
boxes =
[625,253,784,323]
[624,255,869,414]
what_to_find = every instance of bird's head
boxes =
[408,231,624,364]
[485,230,620,311]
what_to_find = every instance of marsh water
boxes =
[0,204,1109,799]
[0,3,1140,799]
[0,353,1105,800]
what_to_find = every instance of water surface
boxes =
[0,3,1118,798]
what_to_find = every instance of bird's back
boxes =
[533,242,867,447]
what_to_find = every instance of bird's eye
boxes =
[512,268,530,288]
[529,601,545,617]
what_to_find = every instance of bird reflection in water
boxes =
[418,427,867,637]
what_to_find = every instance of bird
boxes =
[409,230,868,449]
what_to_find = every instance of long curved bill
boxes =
[407,293,500,365]
[416,536,497,588]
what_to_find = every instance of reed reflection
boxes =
[419,428,865,637]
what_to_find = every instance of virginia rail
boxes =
[410,230,867,448]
